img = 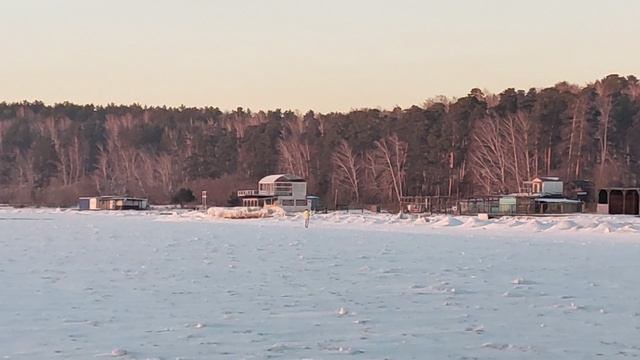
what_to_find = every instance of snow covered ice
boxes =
[1,208,640,359]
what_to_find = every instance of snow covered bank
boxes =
[174,208,640,236]
[206,206,287,219]
[308,212,640,235]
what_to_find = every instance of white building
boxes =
[237,174,309,212]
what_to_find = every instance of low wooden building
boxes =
[459,176,582,216]
[459,196,581,216]
[79,196,149,211]
[534,197,582,214]
[306,196,321,211]
[597,188,640,215]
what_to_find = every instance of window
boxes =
[259,183,275,194]
[281,200,294,206]
[275,183,293,196]
[598,190,608,204]
[295,200,307,206]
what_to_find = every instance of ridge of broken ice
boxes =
[165,208,640,236]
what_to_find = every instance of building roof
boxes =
[599,187,640,191]
[79,196,147,201]
[534,176,561,182]
[258,174,305,184]
[535,198,582,204]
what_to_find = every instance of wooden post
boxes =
[202,190,207,211]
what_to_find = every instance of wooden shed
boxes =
[597,188,640,215]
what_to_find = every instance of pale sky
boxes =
[1,0,639,113]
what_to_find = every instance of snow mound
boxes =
[432,216,463,227]
[267,343,295,353]
[504,218,527,227]
[413,216,429,225]
[95,348,128,357]
[481,342,533,352]
[110,348,127,357]
[511,278,536,285]
[462,217,488,228]
[207,206,286,219]
[523,220,547,232]
[593,222,614,233]
[620,224,640,232]
[549,219,580,231]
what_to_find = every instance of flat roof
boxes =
[79,196,147,201]
[535,198,582,204]
[599,188,640,191]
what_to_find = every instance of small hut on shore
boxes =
[597,188,640,215]
[78,196,149,210]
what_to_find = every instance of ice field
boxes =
[1,208,640,359]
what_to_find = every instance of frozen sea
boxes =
[1,208,640,359]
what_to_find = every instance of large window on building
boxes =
[259,183,275,194]
[275,183,293,196]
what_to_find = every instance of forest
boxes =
[1,74,639,208]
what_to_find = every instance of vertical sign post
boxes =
[202,190,207,211]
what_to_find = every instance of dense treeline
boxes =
[1,74,639,207]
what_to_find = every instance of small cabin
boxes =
[523,176,563,197]
[307,196,321,211]
[597,188,640,215]
[79,196,149,211]
[237,174,310,212]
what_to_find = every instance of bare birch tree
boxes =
[331,140,362,203]
[372,134,408,204]
[469,111,536,194]
[278,115,310,179]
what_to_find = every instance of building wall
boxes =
[609,190,624,214]
[79,198,90,210]
[596,204,609,214]
[279,204,309,212]
[292,183,306,198]
[597,189,640,215]
[79,197,100,210]
[541,181,563,196]
[498,196,516,214]
[624,190,639,215]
